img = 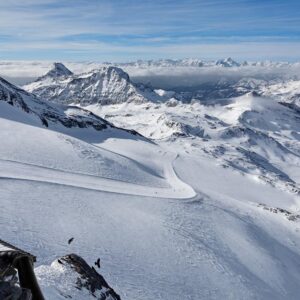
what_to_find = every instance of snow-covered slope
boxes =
[1,69,300,300]
[24,63,162,105]
[1,116,299,300]
[0,75,114,130]
[88,93,300,194]
[260,79,300,111]
[0,76,194,198]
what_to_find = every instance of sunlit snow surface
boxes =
[0,74,300,298]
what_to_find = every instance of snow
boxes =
[0,64,300,299]
[23,64,158,105]
[86,93,300,194]
[1,150,300,299]
[0,245,15,252]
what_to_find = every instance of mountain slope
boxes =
[0,76,195,196]
[0,76,112,130]
[88,93,300,194]
[1,125,299,300]
[1,68,300,300]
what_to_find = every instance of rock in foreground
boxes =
[36,254,121,300]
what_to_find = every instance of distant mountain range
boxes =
[22,62,300,111]
[104,57,297,68]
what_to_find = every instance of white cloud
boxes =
[0,0,299,61]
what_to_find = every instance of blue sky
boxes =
[1,0,300,61]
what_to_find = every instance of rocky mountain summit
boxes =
[24,63,161,106]
[0,76,111,130]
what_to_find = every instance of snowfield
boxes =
[0,61,300,299]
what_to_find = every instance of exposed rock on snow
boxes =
[1,61,300,300]
[36,254,121,300]
[38,62,73,80]
[0,76,145,139]
[260,79,300,111]
[24,64,162,106]
[258,204,300,222]
[0,76,110,130]
[91,93,300,194]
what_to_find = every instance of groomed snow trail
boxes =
[0,102,195,200]
[2,155,300,300]
[0,154,195,199]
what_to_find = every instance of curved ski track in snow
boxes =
[0,156,196,199]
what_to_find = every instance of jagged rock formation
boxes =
[0,76,143,138]
[0,76,110,130]
[24,64,161,106]
[36,254,121,300]
[61,254,121,300]
[0,281,32,299]
[38,62,73,80]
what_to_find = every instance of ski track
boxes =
[1,148,300,299]
[0,154,195,199]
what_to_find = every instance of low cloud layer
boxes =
[1,60,300,89]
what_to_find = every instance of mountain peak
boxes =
[98,65,130,80]
[215,57,240,67]
[43,62,73,79]
[25,65,151,105]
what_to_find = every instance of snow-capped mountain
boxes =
[38,62,74,79]
[1,62,300,300]
[215,57,241,67]
[105,57,293,69]
[24,63,162,105]
[107,57,247,68]
[1,58,299,87]
[0,76,112,130]
[20,62,300,195]
[89,92,300,195]
[108,58,206,68]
